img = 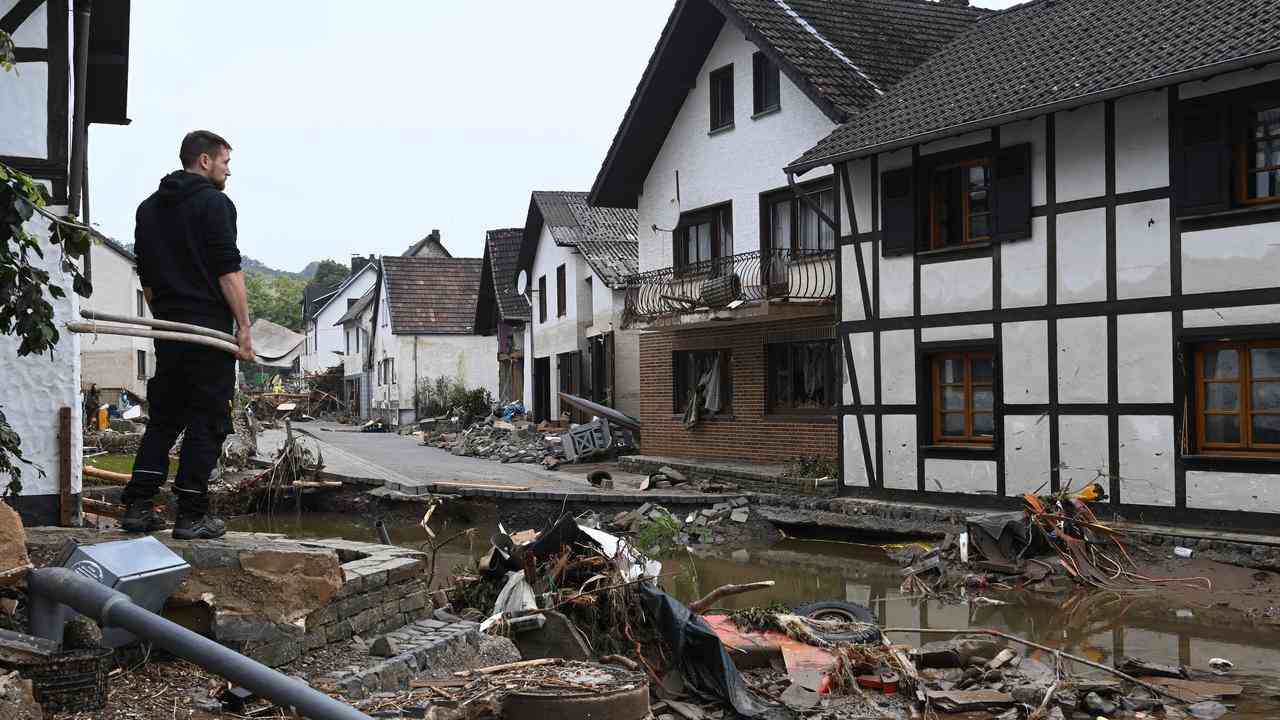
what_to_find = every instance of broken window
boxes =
[930,351,995,446]
[767,339,839,413]
[1194,340,1280,453]
[673,350,732,416]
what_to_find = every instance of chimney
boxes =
[428,229,441,246]
[351,254,370,275]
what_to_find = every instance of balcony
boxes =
[623,248,835,327]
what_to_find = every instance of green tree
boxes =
[246,270,305,330]
[306,259,348,293]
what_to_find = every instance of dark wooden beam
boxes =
[58,406,74,526]
[0,0,42,35]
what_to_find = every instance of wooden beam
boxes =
[0,0,42,35]
[58,406,73,526]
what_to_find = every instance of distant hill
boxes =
[298,261,320,279]
[243,256,306,279]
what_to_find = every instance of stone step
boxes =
[315,619,481,699]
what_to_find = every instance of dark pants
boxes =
[122,339,235,517]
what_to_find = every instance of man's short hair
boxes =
[179,130,232,169]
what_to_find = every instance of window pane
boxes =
[967,164,989,189]
[799,202,820,251]
[974,388,993,411]
[772,200,792,251]
[1249,171,1280,200]
[1203,349,1239,379]
[941,358,964,384]
[970,189,990,214]
[719,206,734,257]
[1255,415,1280,445]
[973,413,994,437]
[1253,381,1280,411]
[942,386,965,410]
[972,357,993,382]
[820,190,835,249]
[1204,415,1241,444]
[1259,107,1280,137]
[1252,348,1280,378]
[1205,382,1240,410]
[942,413,964,436]
[969,213,990,239]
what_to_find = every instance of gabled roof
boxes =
[334,287,375,326]
[589,0,986,207]
[402,229,452,258]
[789,0,1280,173]
[577,240,639,290]
[311,261,376,320]
[381,256,484,335]
[484,228,531,322]
[303,283,341,323]
[516,191,638,276]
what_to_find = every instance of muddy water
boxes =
[229,511,1280,718]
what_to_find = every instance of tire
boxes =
[793,600,881,644]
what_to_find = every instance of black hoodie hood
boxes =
[156,170,218,205]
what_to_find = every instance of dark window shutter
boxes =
[880,167,916,257]
[1175,106,1230,215]
[993,143,1032,242]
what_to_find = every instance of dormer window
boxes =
[710,64,734,132]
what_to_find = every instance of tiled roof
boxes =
[531,191,638,247]
[381,256,484,335]
[589,0,985,207]
[486,228,530,321]
[577,240,639,290]
[334,287,375,326]
[790,0,1280,172]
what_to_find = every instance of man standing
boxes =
[121,131,254,540]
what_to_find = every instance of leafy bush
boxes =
[633,508,682,559]
[415,376,494,425]
[785,454,838,479]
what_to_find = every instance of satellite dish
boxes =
[515,270,529,295]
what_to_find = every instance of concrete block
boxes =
[384,557,424,584]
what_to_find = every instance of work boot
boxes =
[172,513,227,540]
[120,502,167,533]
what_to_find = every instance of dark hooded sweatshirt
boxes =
[134,171,241,332]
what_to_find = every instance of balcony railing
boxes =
[623,248,835,324]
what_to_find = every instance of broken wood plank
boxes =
[84,465,132,484]
[454,657,559,677]
[1137,677,1243,704]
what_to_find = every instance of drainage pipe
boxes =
[27,567,371,720]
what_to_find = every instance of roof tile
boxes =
[381,256,483,335]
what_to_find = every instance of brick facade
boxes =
[639,316,838,464]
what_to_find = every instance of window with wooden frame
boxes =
[763,182,835,255]
[929,158,993,249]
[1176,85,1280,215]
[930,351,995,445]
[767,339,839,413]
[538,275,547,323]
[1238,104,1280,205]
[673,350,732,414]
[752,52,779,116]
[709,64,734,132]
[675,204,733,271]
[1194,341,1280,454]
[556,264,566,317]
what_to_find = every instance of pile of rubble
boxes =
[84,428,142,455]
[606,498,752,545]
[421,415,561,466]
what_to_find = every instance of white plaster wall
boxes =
[838,157,873,235]
[842,415,876,487]
[611,327,642,419]
[1002,320,1049,404]
[1057,316,1108,403]
[920,324,992,343]
[1114,89,1169,193]
[999,116,1048,207]
[1115,198,1170,299]
[637,23,836,272]
[841,332,873,404]
[919,130,991,157]
[0,0,49,159]
[924,459,996,495]
[1179,62,1280,100]
[1004,414,1052,496]
[0,210,83,501]
[1000,217,1048,308]
[1056,207,1106,304]
[1182,222,1280,295]
[840,243,875,322]
[1117,415,1175,506]
[920,257,992,315]
[529,228,591,419]
[1054,103,1106,203]
[1187,471,1280,514]
[396,334,499,410]
[1183,304,1280,328]
[880,330,915,404]
[882,414,916,490]
[1058,415,1108,492]
[1116,312,1172,404]
[878,255,913,318]
[301,266,375,373]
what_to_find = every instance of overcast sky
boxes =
[88,0,1025,273]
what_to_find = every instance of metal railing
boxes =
[623,247,836,324]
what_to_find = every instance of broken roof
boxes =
[249,318,304,367]
[485,228,531,321]
[789,0,1280,172]
[381,256,484,335]
[577,240,640,290]
[589,0,986,207]
[517,191,638,277]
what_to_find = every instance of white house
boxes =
[785,0,1280,526]
[368,255,497,427]
[299,256,376,375]
[80,237,153,405]
[514,192,640,422]
[1,0,131,525]
[335,287,375,419]
[587,0,982,465]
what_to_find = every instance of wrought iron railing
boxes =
[623,247,835,324]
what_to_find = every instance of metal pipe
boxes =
[27,567,371,720]
[67,0,93,285]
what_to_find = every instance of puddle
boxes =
[228,512,1280,717]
